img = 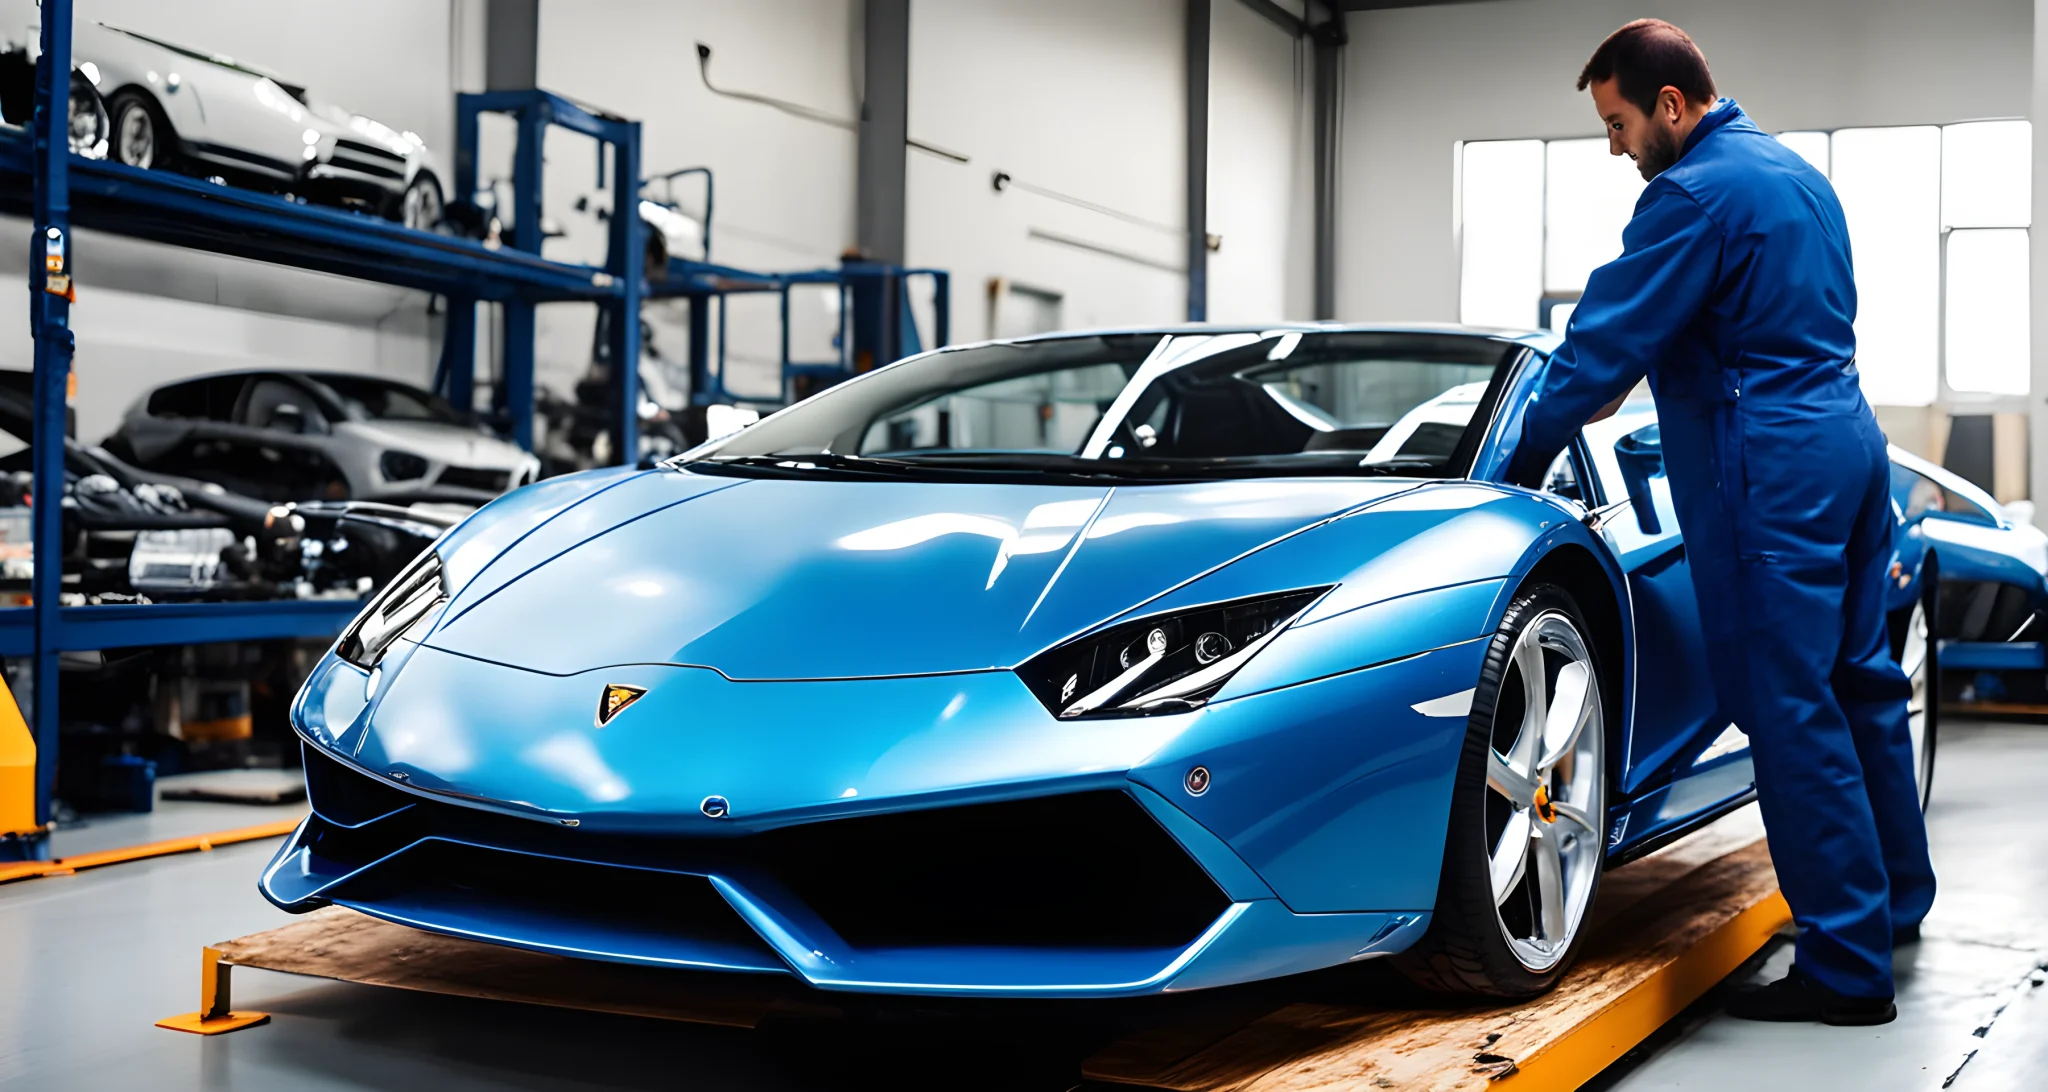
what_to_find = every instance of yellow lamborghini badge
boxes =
[596,683,648,727]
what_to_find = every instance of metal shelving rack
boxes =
[2,0,644,856]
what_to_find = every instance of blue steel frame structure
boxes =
[660,257,951,408]
[2,0,647,856]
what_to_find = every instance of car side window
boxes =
[147,376,246,422]
[1890,463,1997,526]
[1541,449,1587,503]
[238,378,329,434]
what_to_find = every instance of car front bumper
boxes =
[264,635,1478,996]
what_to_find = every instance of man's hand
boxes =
[1588,390,1630,424]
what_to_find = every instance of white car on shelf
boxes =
[44,20,448,230]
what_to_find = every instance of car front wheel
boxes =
[393,173,446,233]
[1393,582,1608,998]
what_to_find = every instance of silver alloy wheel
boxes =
[401,177,444,232]
[1484,610,1605,972]
[1900,600,1932,799]
[115,100,155,169]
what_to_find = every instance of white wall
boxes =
[8,0,1315,436]
[532,0,859,400]
[907,0,1189,343]
[1207,0,1316,323]
[1338,0,2033,323]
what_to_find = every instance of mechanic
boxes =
[1501,19,1935,1026]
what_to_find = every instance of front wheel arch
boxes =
[1518,543,1628,787]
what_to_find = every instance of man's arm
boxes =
[1503,186,1726,486]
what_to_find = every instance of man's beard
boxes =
[1636,128,1682,181]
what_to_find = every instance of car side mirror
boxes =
[1613,434,1664,535]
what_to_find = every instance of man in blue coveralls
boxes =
[1502,20,1935,1025]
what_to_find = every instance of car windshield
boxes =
[307,376,464,425]
[689,331,1519,481]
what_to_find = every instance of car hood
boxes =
[337,420,533,469]
[422,469,1423,679]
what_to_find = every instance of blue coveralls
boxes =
[1504,100,1936,999]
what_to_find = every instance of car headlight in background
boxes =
[1017,587,1329,719]
[338,551,447,670]
[380,450,430,481]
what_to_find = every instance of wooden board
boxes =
[215,906,836,1029]
[1082,813,1784,1091]
[205,808,1784,1090]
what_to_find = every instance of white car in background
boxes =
[104,371,540,508]
[67,21,447,230]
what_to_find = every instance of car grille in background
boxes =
[295,746,1232,957]
[330,139,406,181]
[435,466,512,492]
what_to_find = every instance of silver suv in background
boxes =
[103,371,539,507]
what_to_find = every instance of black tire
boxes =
[388,172,446,233]
[1392,582,1608,998]
[107,89,174,171]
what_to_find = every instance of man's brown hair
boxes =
[1578,19,1717,118]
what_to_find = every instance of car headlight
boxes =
[380,450,429,481]
[338,550,447,670]
[1017,587,1329,718]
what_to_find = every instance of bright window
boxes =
[1943,120,2031,229]
[1832,126,1942,407]
[1457,140,1544,329]
[1544,138,1645,295]
[1459,119,2032,405]
[1945,228,2030,395]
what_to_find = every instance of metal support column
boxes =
[28,0,75,837]
[437,89,485,413]
[500,103,547,450]
[603,121,643,463]
[1311,5,1346,320]
[856,0,910,265]
[1186,0,1210,323]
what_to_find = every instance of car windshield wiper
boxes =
[688,450,1446,481]
[695,452,934,477]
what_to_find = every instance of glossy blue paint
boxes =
[265,323,2048,998]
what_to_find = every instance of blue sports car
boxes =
[263,325,2047,999]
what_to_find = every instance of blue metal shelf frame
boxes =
[661,257,950,407]
[7,1,647,848]
[438,90,645,454]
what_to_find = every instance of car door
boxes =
[1573,408,1752,845]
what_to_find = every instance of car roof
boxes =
[148,369,434,395]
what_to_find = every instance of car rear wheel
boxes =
[108,90,171,171]
[1393,583,1607,998]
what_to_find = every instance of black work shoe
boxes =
[1725,967,1897,1025]
[1893,922,1922,947]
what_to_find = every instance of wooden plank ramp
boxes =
[188,811,1785,1090]
[1083,811,1784,1090]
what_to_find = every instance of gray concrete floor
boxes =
[1602,720,2048,1091]
[0,721,2043,1090]
[48,772,305,858]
